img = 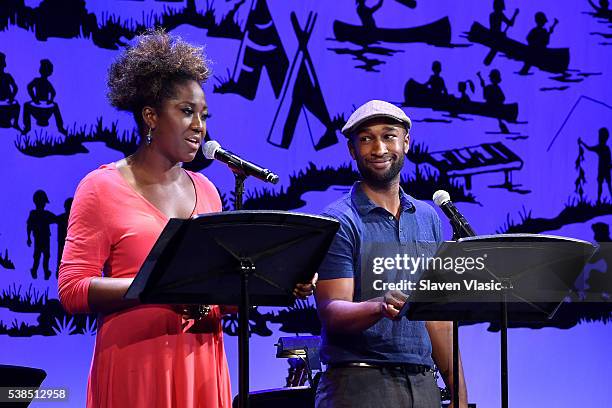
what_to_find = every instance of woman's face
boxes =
[149,80,208,163]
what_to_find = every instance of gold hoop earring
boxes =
[145,128,153,145]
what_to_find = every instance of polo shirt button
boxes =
[388,216,393,220]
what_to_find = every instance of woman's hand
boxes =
[293,273,318,300]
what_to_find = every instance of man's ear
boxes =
[347,138,357,160]
[404,131,410,154]
[142,106,158,130]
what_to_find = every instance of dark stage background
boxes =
[1,0,611,406]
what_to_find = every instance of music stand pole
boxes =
[233,170,250,408]
[124,210,340,408]
[238,260,254,408]
[453,321,459,408]
[501,282,510,408]
[451,221,466,408]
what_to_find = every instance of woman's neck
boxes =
[127,146,183,185]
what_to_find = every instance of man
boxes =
[489,0,517,34]
[356,0,384,29]
[477,69,509,133]
[579,127,612,204]
[22,59,67,135]
[519,11,557,75]
[314,100,467,407]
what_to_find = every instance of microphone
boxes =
[203,141,279,184]
[433,190,476,238]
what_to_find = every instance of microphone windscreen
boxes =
[202,140,221,159]
[433,190,451,207]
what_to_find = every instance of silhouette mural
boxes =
[22,59,67,136]
[267,12,339,151]
[588,0,612,20]
[0,1,611,406]
[214,0,288,100]
[0,52,20,130]
[0,246,15,270]
[328,0,453,72]
[576,222,612,302]
[26,190,56,280]
[403,66,520,133]
[468,2,570,75]
[55,197,72,274]
[579,127,612,203]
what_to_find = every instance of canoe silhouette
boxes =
[333,17,451,45]
[467,22,569,73]
[404,79,519,122]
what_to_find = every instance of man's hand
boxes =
[293,272,318,300]
[380,290,408,319]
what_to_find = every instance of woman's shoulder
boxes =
[75,163,121,194]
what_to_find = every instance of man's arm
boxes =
[48,82,56,102]
[27,80,36,101]
[315,278,381,333]
[427,321,468,407]
[26,213,33,245]
[315,278,405,334]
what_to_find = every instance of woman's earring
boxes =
[145,128,153,145]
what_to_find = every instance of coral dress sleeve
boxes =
[58,173,110,314]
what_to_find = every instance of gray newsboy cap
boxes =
[341,100,412,137]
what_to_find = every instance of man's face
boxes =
[348,117,409,186]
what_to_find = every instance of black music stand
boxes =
[125,211,339,408]
[0,365,46,408]
[401,233,596,408]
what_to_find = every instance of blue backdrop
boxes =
[1,0,611,406]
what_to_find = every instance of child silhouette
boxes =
[27,189,57,280]
[579,127,612,203]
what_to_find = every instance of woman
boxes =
[58,29,315,408]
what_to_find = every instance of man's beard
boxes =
[356,154,404,188]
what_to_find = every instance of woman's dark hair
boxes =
[107,28,211,133]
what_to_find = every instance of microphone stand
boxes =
[231,166,250,408]
[222,154,278,408]
[234,170,246,211]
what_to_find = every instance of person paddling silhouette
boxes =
[519,12,558,75]
[489,0,518,34]
[356,0,384,29]
[478,69,510,133]
[425,61,448,96]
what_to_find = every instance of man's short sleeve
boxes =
[317,211,356,280]
[434,211,444,244]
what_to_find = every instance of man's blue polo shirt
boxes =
[318,182,443,366]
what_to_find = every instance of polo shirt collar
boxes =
[350,182,416,216]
